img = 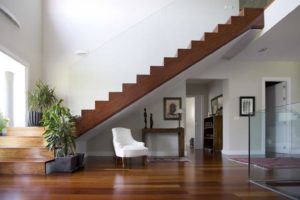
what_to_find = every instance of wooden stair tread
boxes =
[0,136,46,148]
[76,8,264,136]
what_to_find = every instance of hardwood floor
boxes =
[0,150,288,200]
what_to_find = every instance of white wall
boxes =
[42,0,238,114]
[191,60,300,155]
[0,0,42,89]
[42,0,175,104]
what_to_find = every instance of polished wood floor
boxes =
[0,150,288,200]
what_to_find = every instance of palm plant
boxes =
[28,80,58,126]
[41,100,76,157]
[28,80,58,112]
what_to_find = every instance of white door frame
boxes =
[262,77,291,154]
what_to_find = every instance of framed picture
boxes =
[211,96,218,115]
[211,95,223,115]
[163,97,182,120]
[240,96,255,116]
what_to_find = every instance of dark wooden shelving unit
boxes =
[203,116,222,152]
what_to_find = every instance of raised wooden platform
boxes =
[0,127,54,175]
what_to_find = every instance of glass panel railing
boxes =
[239,0,274,10]
[249,103,300,199]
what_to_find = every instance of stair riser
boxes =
[109,92,123,101]
[0,137,45,148]
[95,101,110,111]
[150,67,164,76]
[0,162,45,175]
[0,148,53,159]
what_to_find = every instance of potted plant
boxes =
[0,112,9,136]
[41,100,84,172]
[28,80,58,126]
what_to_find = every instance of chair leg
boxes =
[122,157,125,168]
[115,156,118,167]
[143,156,148,166]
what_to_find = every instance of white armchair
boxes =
[112,127,148,168]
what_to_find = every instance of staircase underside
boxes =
[75,8,264,137]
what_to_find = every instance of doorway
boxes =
[0,50,26,126]
[263,78,291,154]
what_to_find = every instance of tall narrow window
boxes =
[0,51,26,126]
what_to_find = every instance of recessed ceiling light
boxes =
[74,50,89,56]
[258,47,268,53]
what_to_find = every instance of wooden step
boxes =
[0,158,53,175]
[0,136,45,148]
[122,83,136,93]
[0,148,53,159]
[6,127,45,137]
[216,24,232,33]
[109,92,123,101]
[150,66,164,76]
[202,32,220,41]
[95,100,110,110]
[164,57,177,66]
[191,40,205,49]
[137,75,150,83]
[177,49,190,57]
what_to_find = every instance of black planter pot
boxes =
[54,153,85,172]
[28,111,42,126]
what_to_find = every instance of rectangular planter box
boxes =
[54,153,85,172]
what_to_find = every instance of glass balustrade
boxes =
[249,103,300,199]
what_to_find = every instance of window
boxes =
[0,51,26,126]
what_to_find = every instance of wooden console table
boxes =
[142,128,185,157]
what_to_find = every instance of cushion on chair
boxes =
[119,145,148,157]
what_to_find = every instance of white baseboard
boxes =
[86,151,114,157]
[222,150,265,156]
[222,150,248,155]
[148,151,179,157]
[86,151,185,157]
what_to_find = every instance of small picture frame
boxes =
[211,95,223,115]
[163,97,182,120]
[211,97,218,115]
[240,96,255,116]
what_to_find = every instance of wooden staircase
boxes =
[75,8,264,136]
[0,127,54,175]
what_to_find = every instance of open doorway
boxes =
[186,79,224,151]
[264,78,291,155]
[0,50,26,127]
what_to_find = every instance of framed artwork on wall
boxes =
[240,96,255,116]
[163,97,182,120]
[211,95,223,115]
